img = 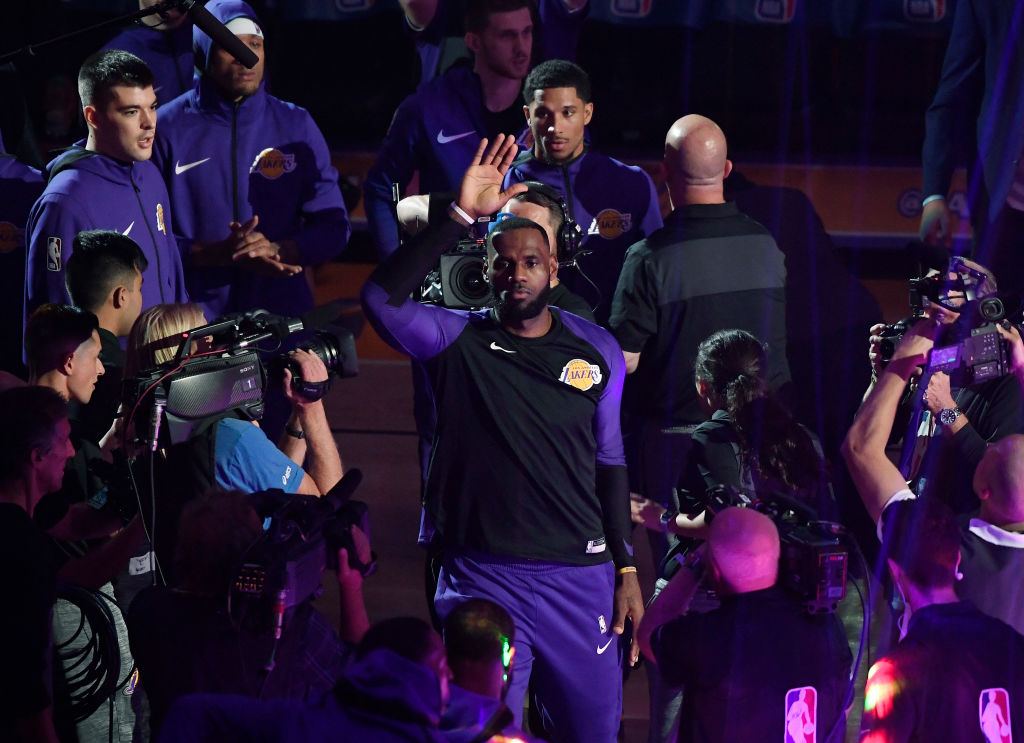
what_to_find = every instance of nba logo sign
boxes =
[904,0,945,21]
[979,688,1013,743]
[611,0,653,18]
[785,686,817,743]
[755,0,797,23]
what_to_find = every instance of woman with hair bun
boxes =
[632,328,830,541]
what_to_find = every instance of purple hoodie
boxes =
[25,145,188,320]
[152,0,349,320]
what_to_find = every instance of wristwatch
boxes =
[938,407,962,426]
[659,507,679,534]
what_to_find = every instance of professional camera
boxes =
[231,470,376,627]
[877,256,1016,372]
[419,237,491,310]
[926,296,1019,386]
[701,484,848,614]
[122,304,357,447]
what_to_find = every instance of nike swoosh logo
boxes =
[123,221,134,236]
[437,130,475,145]
[597,638,614,655]
[175,157,210,175]
[490,342,516,354]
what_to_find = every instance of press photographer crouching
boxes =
[127,489,370,739]
[119,302,351,578]
[636,507,852,742]
[866,255,1024,513]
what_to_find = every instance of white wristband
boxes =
[448,201,474,226]
[921,194,946,207]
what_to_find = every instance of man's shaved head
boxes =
[708,507,779,593]
[974,434,1024,523]
[665,114,729,186]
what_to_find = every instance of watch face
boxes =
[939,408,959,425]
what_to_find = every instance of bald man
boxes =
[638,508,851,743]
[608,114,790,530]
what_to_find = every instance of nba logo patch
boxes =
[784,686,817,743]
[979,688,1012,743]
[611,0,652,18]
[755,0,797,23]
[46,237,61,271]
[904,0,944,21]
[156,203,166,234]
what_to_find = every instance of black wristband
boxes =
[285,424,305,439]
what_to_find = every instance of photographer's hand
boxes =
[454,135,528,220]
[997,323,1024,385]
[336,542,370,644]
[282,350,343,496]
[867,322,887,380]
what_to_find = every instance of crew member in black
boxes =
[638,507,850,743]
[861,497,1024,741]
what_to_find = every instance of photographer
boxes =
[844,309,1024,634]
[865,259,1024,513]
[127,490,368,739]
[636,507,851,742]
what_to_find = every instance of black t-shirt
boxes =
[861,601,1024,742]
[652,585,850,743]
[0,502,67,733]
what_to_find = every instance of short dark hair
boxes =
[509,188,563,233]
[523,59,592,104]
[442,598,515,666]
[880,498,962,590]
[486,215,549,253]
[78,49,154,108]
[66,230,148,313]
[465,0,532,34]
[0,386,68,483]
[356,617,438,664]
[24,304,99,379]
[173,490,263,596]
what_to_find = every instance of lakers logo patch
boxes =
[587,209,632,240]
[560,359,602,390]
[251,148,297,180]
[0,222,21,254]
[156,203,166,234]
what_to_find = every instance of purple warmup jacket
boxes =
[25,145,188,319]
[153,83,349,319]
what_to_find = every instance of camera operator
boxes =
[636,507,851,742]
[844,309,1024,634]
[123,303,344,578]
[860,497,1024,741]
[865,259,1024,513]
[127,490,368,739]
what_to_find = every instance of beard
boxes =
[494,281,552,326]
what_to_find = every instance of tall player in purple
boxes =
[361,136,643,743]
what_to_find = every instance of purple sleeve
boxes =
[594,330,627,467]
[291,114,351,266]
[363,97,423,258]
[26,194,81,312]
[639,171,664,237]
[361,281,469,361]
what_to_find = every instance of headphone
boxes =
[491,181,583,266]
